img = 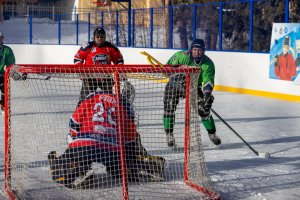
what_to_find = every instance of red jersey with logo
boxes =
[74,41,124,65]
[68,92,136,151]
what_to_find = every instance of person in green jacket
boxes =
[163,39,221,147]
[0,32,16,112]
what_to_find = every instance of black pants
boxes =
[163,82,185,121]
[77,78,114,106]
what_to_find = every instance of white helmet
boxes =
[0,32,4,37]
[122,81,135,105]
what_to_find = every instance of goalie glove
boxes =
[11,70,27,81]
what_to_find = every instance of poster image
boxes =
[269,23,300,82]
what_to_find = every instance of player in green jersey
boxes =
[0,32,16,113]
[163,39,221,147]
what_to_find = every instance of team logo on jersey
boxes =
[93,54,108,64]
[91,47,97,53]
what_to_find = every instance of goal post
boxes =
[4,64,220,200]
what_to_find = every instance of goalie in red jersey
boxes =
[74,27,125,106]
[48,82,165,188]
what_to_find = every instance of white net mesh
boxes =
[5,64,219,200]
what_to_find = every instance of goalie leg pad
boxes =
[48,148,93,188]
[137,155,166,173]
[122,139,165,182]
[127,155,166,182]
[48,151,76,186]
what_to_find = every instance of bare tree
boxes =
[164,0,171,48]
[0,0,3,23]
[290,0,300,22]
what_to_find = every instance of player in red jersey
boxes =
[48,83,165,188]
[74,27,124,106]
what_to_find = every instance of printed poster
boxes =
[269,23,300,83]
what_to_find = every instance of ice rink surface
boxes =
[1,90,300,200]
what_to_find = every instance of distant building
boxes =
[0,0,163,23]
[0,0,76,22]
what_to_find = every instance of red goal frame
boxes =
[4,64,220,200]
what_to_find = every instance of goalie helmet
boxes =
[122,81,135,105]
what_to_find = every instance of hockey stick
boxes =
[27,76,51,80]
[211,108,270,158]
[140,51,164,68]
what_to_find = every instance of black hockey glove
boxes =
[198,94,214,116]
[11,70,27,81]
[204,94,214,110]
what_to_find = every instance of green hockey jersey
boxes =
[166,50,215,92]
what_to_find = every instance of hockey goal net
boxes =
[4,64,220,200]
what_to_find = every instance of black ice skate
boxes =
[208,133,221,145]
[166,133,175,147]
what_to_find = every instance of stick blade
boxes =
[258,152,270,158]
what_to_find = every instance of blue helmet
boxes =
[190,39,205,51]
[190,39,205,63]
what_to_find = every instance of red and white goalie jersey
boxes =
[68,92,137,151]
[74,41,124,65]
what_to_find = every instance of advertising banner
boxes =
[269,23,300,84]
